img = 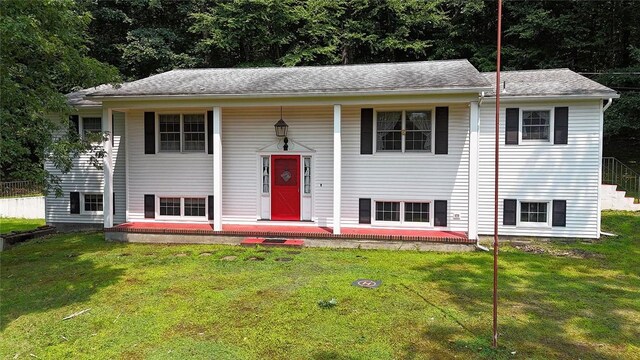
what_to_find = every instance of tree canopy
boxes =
[0,0,119,190]
[1,0,639,186]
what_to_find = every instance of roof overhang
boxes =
[86,86,491,102]
[481,93,620,102]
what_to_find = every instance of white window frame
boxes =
[183,197,207,217]
[80,116,103,142]
[81,193,104,214]
[517,200,552,228]
[519,108,554,145]
[261,155,270,195]
[303,156,312,195]
[156,112,207,153]
[372,200,433,226]
[157,196,183,219]
[155,195,211,220]
[373,109,435,154]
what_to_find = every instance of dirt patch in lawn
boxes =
[513,244,604,259]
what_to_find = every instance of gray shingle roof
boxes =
[481,69,617,97]
[87,60,490,98]
[67,84,114,107]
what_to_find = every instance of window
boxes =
[373,200,433,225]
[82,117,102,138]
[405,111,432,151]
[404,202,430,222]
[303,157,311,194]
[522,110,550,141]
[520,202,548,223]
[262,156,270,194]
[375,201,400,221]
[159,115,181,151]
[184,198,206,217]
[158,113,206,153]
[84,194,103,212]
[159,197,181,216]
[376,110,432,152]
[183,114,206,151]
[377,112,402,151]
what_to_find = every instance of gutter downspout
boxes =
[475,91,489,252]
[597,98,613,238]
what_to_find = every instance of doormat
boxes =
[263,238,287,244]
[352,279,382,288]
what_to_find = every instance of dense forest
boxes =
[1,0,639,185]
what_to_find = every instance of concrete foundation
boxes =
[106,231,476,252]
[49,222,104,232]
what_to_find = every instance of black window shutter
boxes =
[552,200,567,227]
[113,192,116,215]
[207,110,214,154]
[144,112,155,154]
[505,108,519,145]
[434,107,449,154]
[359,198,371,224]
[503,199,517,225]
[208,195,214,220]
[144,194,155,218]
[554,107,568,145]
[434,200,447,226]
[69,115,79,137]
[70,192,80,214]
[360,108,373,154]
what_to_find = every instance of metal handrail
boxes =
[602,157,639,199]
[0,180,44,198]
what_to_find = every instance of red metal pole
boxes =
[493,0,503,349]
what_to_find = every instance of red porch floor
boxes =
[108,222,471,243]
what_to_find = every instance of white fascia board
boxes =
[86,87,491,102]
[98,93,485,110]
[481,93,620,102]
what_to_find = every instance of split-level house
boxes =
[45,60,618,244]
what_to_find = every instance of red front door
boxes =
[271,155,301,221]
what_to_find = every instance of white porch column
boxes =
[213,106,223,231]
[333,104,342,234]
[102,107,114,228]
[468,101,479,241]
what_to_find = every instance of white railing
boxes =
[602,157,639,200]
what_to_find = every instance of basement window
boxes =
[83,194,103,212]
[375,201,400,222]
[159,197,181,216]
[184,198,206,217]
[519,201,549,225]
[404,202,430,222]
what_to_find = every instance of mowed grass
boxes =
[0,217,45,234]
[1,212,638,359]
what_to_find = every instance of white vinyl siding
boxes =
[221,106,334,225]
[126,109,212,222]
[478,100,601,238]
[112,112,127,224]
[45,111,126,225]
[342,103,470,231]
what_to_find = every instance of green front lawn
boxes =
[1,212,638,359]
[0,217,45,234]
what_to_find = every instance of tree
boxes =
[0,0,120,193]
